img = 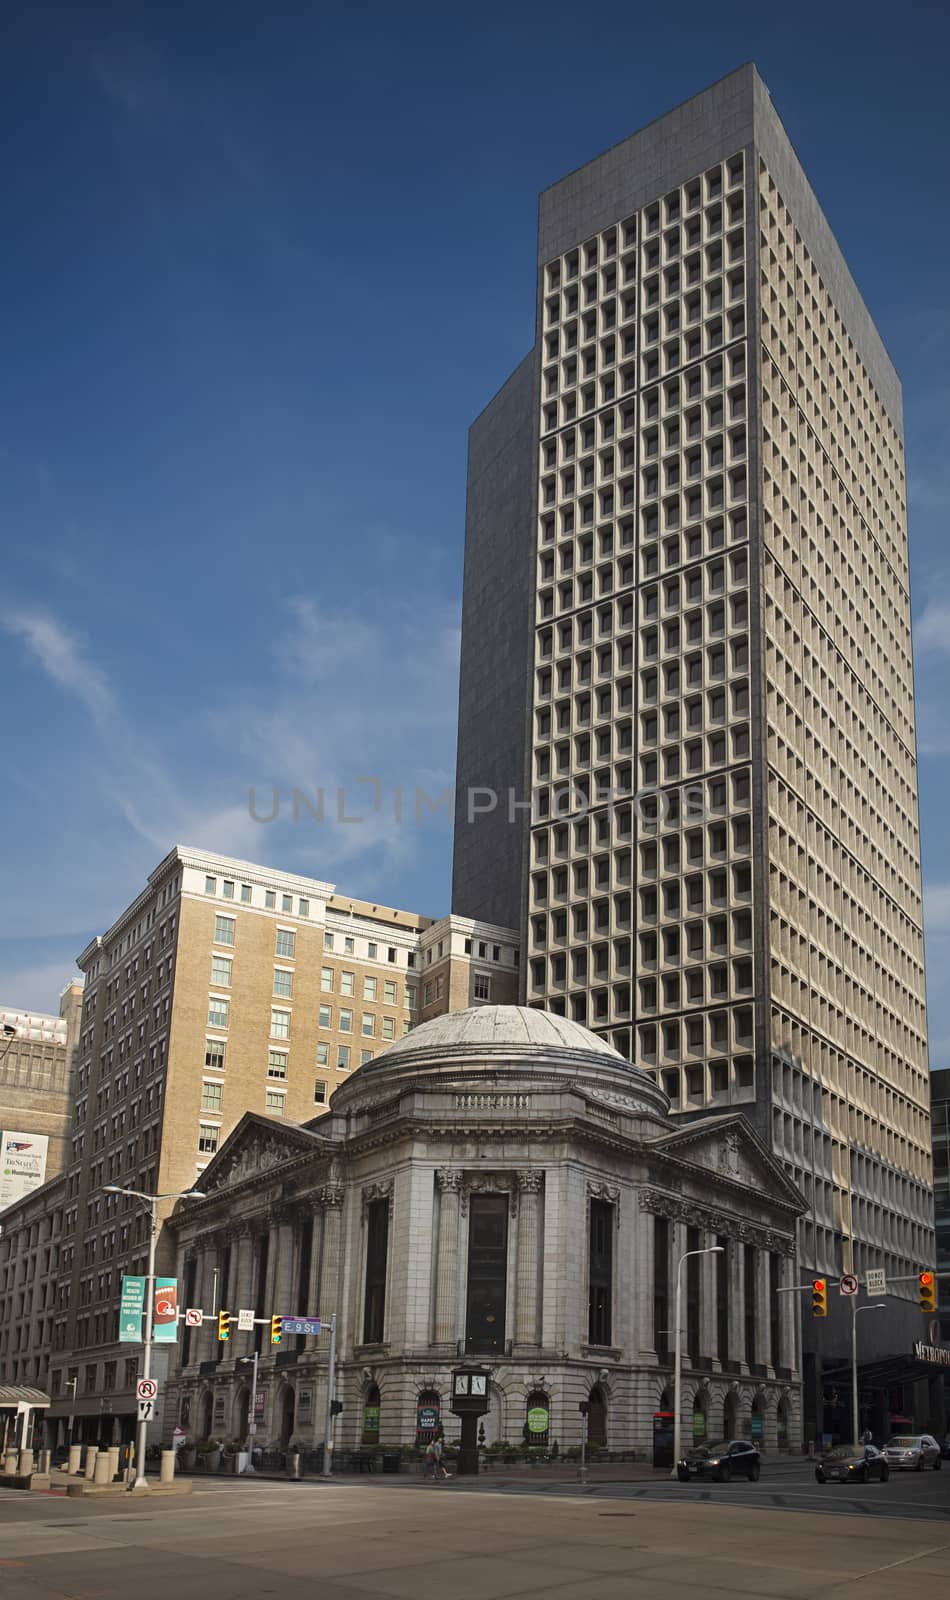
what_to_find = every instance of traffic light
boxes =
[919,1271,937,1314]
[217,1310,230,1342]
[270,1315,283,1345]
[811,1278,827,1318]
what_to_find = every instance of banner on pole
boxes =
[119,1275,146,1343]
[153,1277,179,1342]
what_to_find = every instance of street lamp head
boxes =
[185,1190,207,1200]
[2,1023,17,1038]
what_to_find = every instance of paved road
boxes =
[1,1478,950,1600]
[453,1458,950,1523]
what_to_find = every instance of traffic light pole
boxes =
[322,1314,337,1480]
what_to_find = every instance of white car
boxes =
[882,1434,942,1471]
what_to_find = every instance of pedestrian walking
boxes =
[424,1434,451,1481]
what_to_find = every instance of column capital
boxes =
[517,1171,544,1194]
[436,1168,462,1192]
[318,1184,345,1210]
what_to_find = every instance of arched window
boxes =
[362,1384,380,1445]
[525,1390,550,1447]
[416,1389,440,1445]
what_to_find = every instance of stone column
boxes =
[728,1236,745,1370]
[433,1169,462,1346]
[780,1255,798,1376]
[700,1231,719,1363]
[515,1172,543,1347]
[194,1245,214,1363]
[756,1250,772,1370]
[307,1203,325,1320]
[317,1186,344,1320]
[636,1198,656,1358]
[233,1226,255,1355]
[272,1207,296,1319]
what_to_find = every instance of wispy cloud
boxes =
[2,610,116,725]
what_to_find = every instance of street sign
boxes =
[866,1268,887,1297]
[137,1398,155,1422]
[136,1377,158,1402]
[237,1308,255,1332]
[280,1316,322,1336]
[184,1308,204,1327]
[839,1273,859,1297]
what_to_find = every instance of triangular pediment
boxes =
[646,1113,805,1213]
[198,1112,331,1194]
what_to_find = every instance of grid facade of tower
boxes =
[453,67,933,1301]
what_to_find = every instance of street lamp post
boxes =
[851,1302,885,1444]
[237,1353,259,1474]
[671,1245,724,1479]
[104,1184,204,1490]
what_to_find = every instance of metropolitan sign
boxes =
[0,1131,49,1207]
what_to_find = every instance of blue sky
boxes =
[2,2,949,1058]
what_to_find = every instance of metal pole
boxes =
[671,1246,724,1479]
[242,1351,259,1475]
[850,1297,859,1446]
[133,1197,157,1490]
[671,1252,684,1479]
[322,1314,337,1479]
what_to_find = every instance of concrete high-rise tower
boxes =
[453,64,936,1436]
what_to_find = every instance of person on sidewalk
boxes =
[424,1434,451,1482]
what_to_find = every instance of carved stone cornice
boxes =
[587,1181,620,1204]
[637,1187,795,1255]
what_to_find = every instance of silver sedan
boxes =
[882,1433,942,1471]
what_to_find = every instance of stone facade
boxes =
[0,985,82,1186]
[165,1006,805,1459]
[0,846,518,1440]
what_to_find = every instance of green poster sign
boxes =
[527,1406,549,1434]
[119,1275,145,1343]
[153,1277,179,1343]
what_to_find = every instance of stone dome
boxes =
[377,1005,624,1061]
[330,1003,670,1122]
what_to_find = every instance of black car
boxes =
[815,1443,889,1485]
[677,1438,761,1482]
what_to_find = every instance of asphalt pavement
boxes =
[1,1469,949,1600]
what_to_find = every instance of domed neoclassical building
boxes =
[166,1006,805,1459]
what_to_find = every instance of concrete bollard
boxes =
[93,1450,111,1485]
[18,1449,34,1476]
[160,1449,175,1484]
[38,1449,51,1473]
[68,1444,82,1476]
[84,1445,98,1478]
[4,1448,19,1475]
[107,1446,120,1481]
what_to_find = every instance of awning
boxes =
[0,1386,50,1408]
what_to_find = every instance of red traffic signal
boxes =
[811,1278,828,1318]
[919,1271,936,1313]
